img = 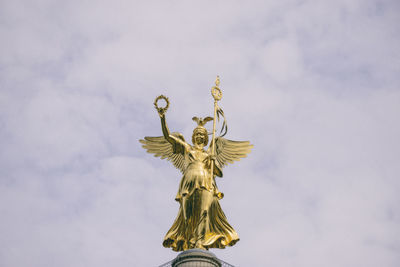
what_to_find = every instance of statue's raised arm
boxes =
[139,95,188,174]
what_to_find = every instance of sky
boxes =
[0,0,399,266]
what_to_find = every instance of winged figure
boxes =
[140,98,253,252]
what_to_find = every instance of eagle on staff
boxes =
[140,77,253,252]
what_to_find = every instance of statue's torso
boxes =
[175,148,215,200]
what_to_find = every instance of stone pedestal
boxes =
[172,249,221,267]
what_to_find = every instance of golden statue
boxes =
[140,77,253,251]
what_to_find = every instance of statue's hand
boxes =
[206,155,216,165]
[157,108,166,118]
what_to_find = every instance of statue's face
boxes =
[193,131,207,146]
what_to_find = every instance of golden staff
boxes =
[210,76,222,179]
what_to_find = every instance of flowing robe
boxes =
[162,147,239,251]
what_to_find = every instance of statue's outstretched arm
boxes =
[160,113,188,149]
[160,113,175,144]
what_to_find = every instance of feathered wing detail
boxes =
[211,137,253,169]
[192,116,213,126]
[139,133,186,174]
[203,116,213,124]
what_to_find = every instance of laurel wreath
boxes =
[154,95,170,115]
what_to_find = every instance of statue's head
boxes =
[191,116,212,146]
[192,126,208,146]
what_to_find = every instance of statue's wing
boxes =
[212,137,253,168]
[139,133,186,174]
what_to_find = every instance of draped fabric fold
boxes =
[163,190,239,251]
[162,147,239,251]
